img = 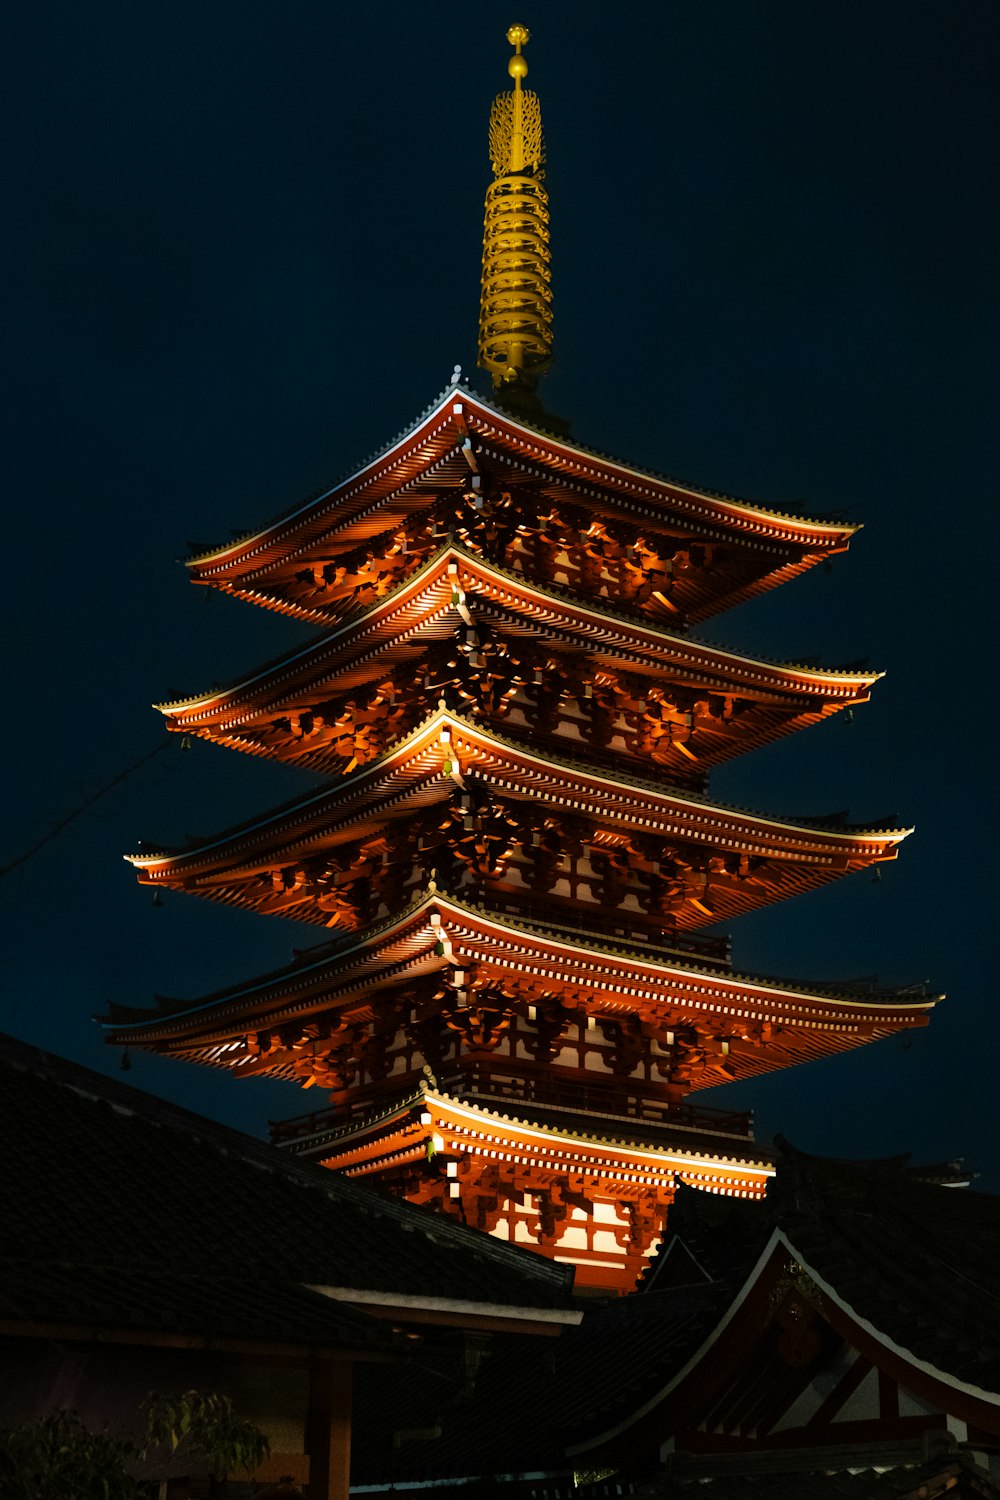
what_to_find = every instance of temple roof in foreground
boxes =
[0,1030,573,1337]
[566,1144,1000,1465]
[766,1142,1000,1394]
[345,1144,1000,1487]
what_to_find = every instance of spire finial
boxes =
[478,24,553,405]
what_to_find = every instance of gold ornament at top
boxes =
[478,24,553,397]
[489,23,541,177]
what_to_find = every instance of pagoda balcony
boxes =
[475,896,733,968]
[446,1062,754,1138]
[269,1063,753,1148]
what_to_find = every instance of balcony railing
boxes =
[474,893,732,967]
[445,1062,752,1138]
[270,1062,752,1145]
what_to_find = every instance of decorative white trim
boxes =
[567,1228,788,1454]
[774,1229,1000,1410]
[306,1284,582,1326]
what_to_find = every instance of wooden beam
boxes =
[307,1358,354,1500]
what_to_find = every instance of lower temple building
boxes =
[8,1035,999,1496]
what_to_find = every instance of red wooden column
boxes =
[307,1358,353,1500]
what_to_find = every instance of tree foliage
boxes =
[0,1411,144,1500]
[143,1389,269,1486]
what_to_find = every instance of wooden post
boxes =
[307,1358,353,1500]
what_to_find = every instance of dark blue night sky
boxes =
[5,3,999,1183]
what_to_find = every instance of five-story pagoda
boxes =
[104,27,937,1292]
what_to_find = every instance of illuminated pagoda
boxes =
[104,27,937,1292]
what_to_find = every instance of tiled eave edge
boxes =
[307,1284,583,1328]
[127,707,911,878]
[186,384,857,581]
[157,542,882,721]
[102,887,940,1043]
[308,1084,775,1175]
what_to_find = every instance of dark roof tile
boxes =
[773,1141,1000,1393]
[0,1031,573,1344]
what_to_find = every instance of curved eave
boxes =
[461,389,858,546]
[568,1227,1000,1459]
[157,543,881,727]
[322,1088,775,1181]
[775,1228,1000,1416]
[186,386,857,586]
[102,888,939,1050]
[126,709,910,884]
[186,386,462,576]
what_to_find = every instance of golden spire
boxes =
[478,25,553,403]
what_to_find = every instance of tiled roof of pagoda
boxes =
[127,707,907,933]
[284,1079,774,1180]
[102,889,937,1083]
[185,385,858,624]
[155,543,877,777]
[134,709,907,862]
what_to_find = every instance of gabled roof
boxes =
[772,1141,1000,1397]
[0,1030,574,1343]
[567,1145,1000,1463]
